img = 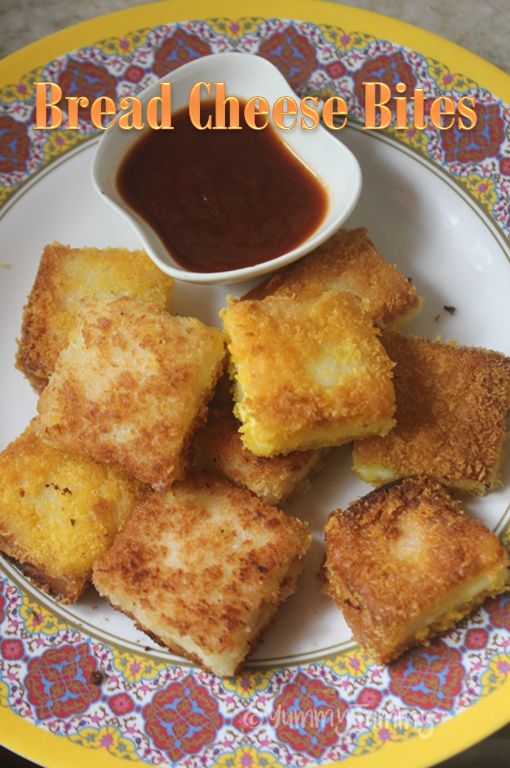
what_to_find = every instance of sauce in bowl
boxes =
[117,100,328,273]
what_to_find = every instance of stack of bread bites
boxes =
[2,228,510,676]
[4,241,311,676]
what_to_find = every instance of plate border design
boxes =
[1,2,509,767]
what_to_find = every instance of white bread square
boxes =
[93,473,311,676]
[36,296,225,487]
[17,242,173,390]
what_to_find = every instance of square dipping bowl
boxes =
[92,52,362,284]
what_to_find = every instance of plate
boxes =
[1,2,509,767]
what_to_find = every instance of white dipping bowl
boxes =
[92,52,362,284]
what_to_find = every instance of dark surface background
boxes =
[2,0,509,72]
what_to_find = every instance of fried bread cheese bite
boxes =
[36,296,225,487]
[323,477,510,663]
[93,473,311,677]
[244,228,421,329]
[17,242,173,390]
[221,292,396,456]
[193,377,328,504]
[353,333,510,494]
[0,424,145,603]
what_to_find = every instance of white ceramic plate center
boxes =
[1,125,509,667]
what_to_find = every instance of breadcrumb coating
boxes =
[244,227,421,328]
[353,332,510,494]
[36,296,225,487]
[17,242,173,390]
[323,477,510,663]
[0,424,145,603]
[221,291,396,456]
[93,473,311,677]
[192,377,328,504]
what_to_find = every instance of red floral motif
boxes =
[233,710,261,733]
[465,628,489,650]
[109,692,134,715]
[353,51,417,113]
[259,27,318,88]
[356,687,382,709]
[325,61,346,80]
[153,29,211,77]
[1,639,24,660]
[389,641,465,711]
[59,59,117,104]
[0,116,30,174]
[124,65,145,84]
[25,643,101,720]
[143,674,222,761]
[441,103,504,163]
[271,671,347,759]
[485,593,510,631]
[500,158,510,176]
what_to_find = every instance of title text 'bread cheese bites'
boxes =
[193,377,328,504]
[17,242,174,390]
[353,332,510,494]
[36,296,225,487]
[323,477,510,663]
[221,292,396,457]
[0,424,145,603]
[244,228,421,329]
[93,473,311,677]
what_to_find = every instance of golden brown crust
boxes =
[0,423,145,603]
[324,477,510,663]
[97,595,215,670]
[102,571,287,676]
[192,377,328,504]
[93,472,311,676]
[243,228,421,329]
[221,291,396,456]
[1,553,85,604]
[353,332,510,494]
[36,296,225,487]
[16,242,173,389]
